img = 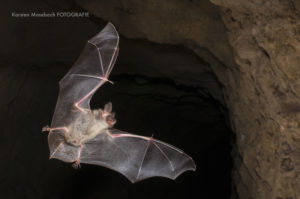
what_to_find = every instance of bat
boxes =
[42,23,196,183]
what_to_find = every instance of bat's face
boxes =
[104,113,116,127]
[92,103,116,128]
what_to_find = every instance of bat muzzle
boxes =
[105,114,116,127]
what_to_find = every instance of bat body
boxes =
[43,23,196,183]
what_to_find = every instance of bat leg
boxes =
[72,161,81,169]
[72,144,83,169]
[42,126,69,137]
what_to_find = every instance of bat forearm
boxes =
[42,126,69,139]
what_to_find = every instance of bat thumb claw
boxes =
[42,125,50,132]
[108,80,114,84]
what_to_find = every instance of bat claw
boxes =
[72,161,81,169]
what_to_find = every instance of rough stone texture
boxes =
[210,0,300,198]
[75,0,300,198]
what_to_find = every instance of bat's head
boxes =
[92,102,116,128]
[103,102,116,127]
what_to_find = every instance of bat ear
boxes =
[104,102,112,113]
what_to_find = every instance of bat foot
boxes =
[72,161,81,169]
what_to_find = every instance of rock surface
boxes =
[209,0,300,198]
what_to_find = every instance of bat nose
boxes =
[105,114,116,127]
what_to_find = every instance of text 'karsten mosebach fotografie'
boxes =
[11,12,89,18]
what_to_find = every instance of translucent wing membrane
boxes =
[88,24,119,77]
[49,23,119,128]
[50,128,196,183]
[62,23,119,81]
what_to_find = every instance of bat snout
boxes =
[105,114,116,127]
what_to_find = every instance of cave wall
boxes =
[211,1,300,198]
[76,0,300,198]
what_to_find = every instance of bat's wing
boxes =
[48,129,196,183]
[78,128,196,183]
[50,23,119,128]
[48,131,78,162]
[48,23,119,160]
[46,23,195,182]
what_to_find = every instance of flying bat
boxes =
[42,23,196,183]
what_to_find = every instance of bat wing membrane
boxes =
[49,128,196,182]
[49,23,119,129]
[48,132,78,162]
[79,128,196,183]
